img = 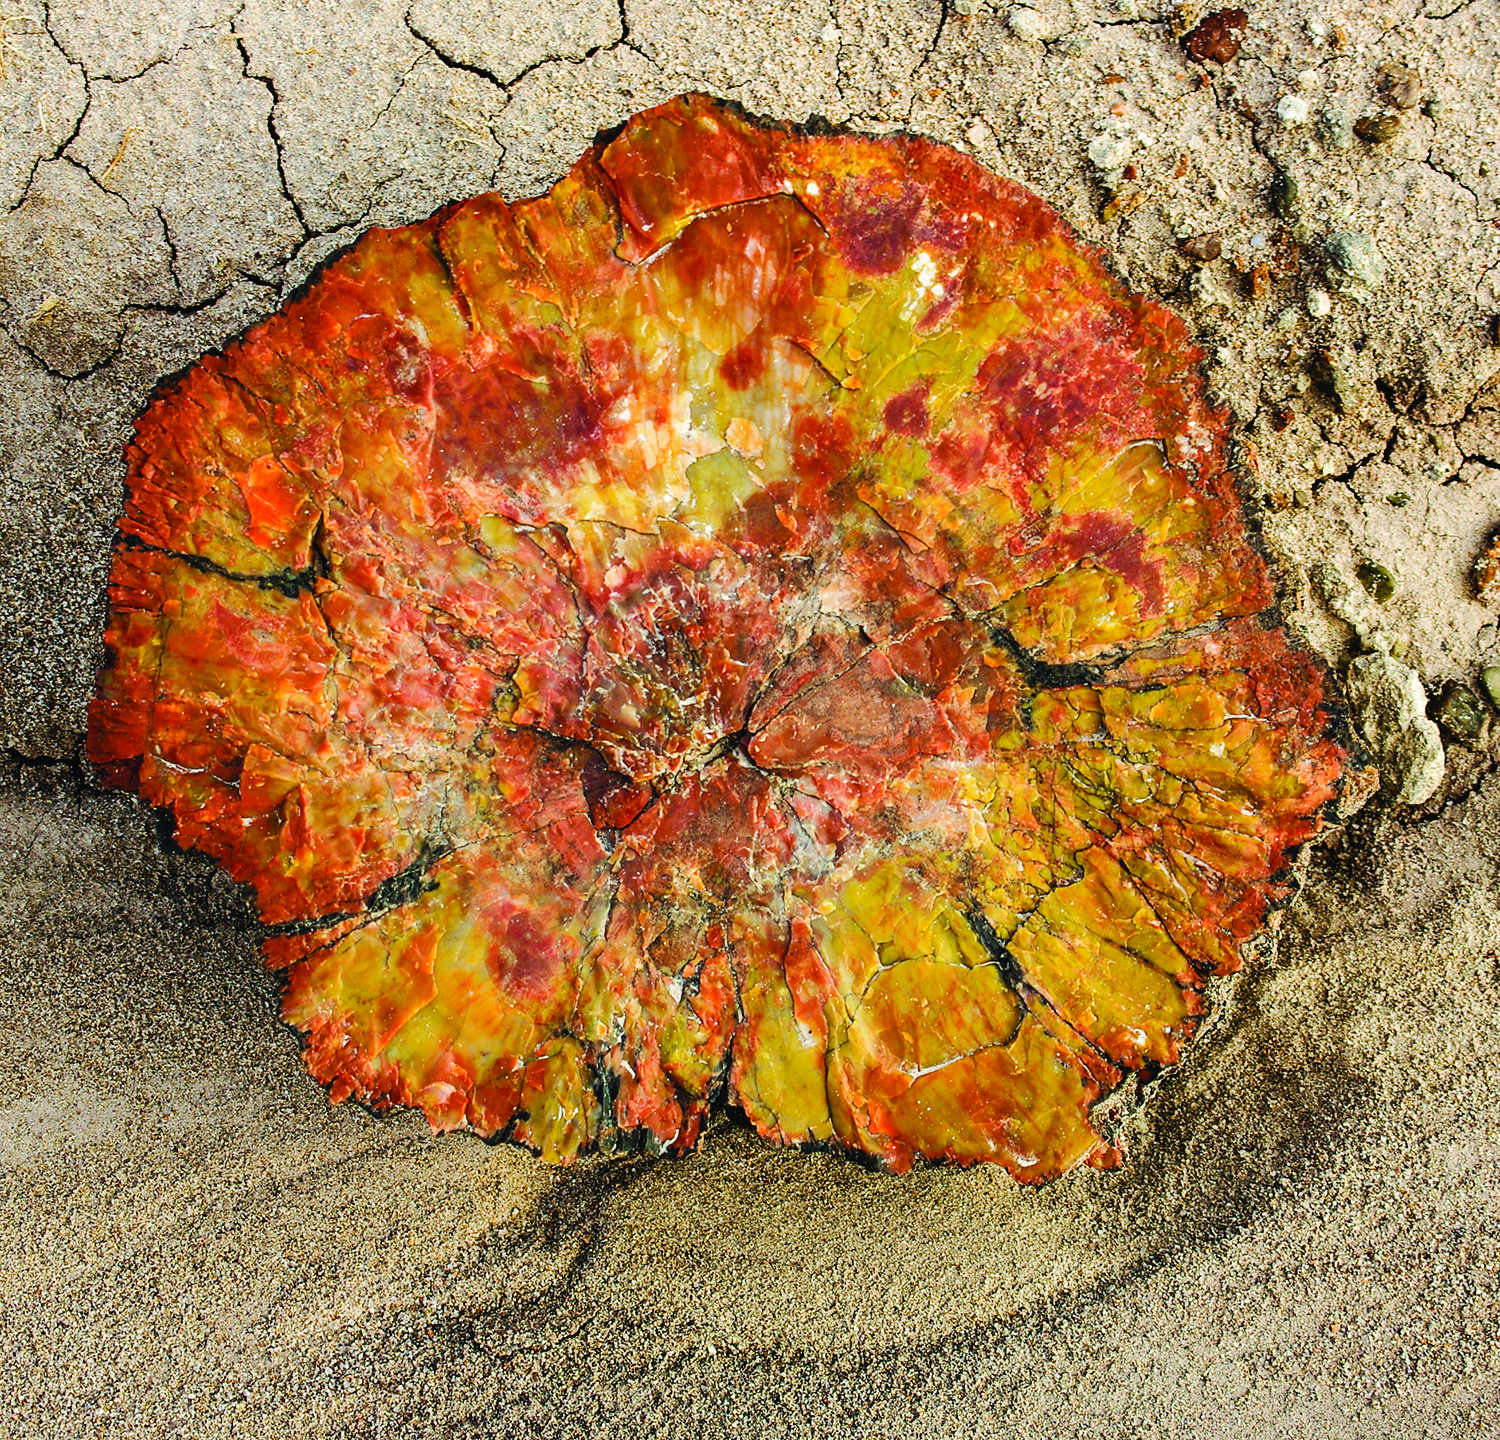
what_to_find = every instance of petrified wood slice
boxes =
[89,95,1344,1176]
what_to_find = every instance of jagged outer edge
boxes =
[85,91,1352,1175]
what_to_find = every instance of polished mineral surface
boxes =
[88,94,1343,1177]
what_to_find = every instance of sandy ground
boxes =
[2,0,1499,1435]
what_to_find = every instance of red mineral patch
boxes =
[88,94,1343,1178]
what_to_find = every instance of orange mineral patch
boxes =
[88,95,1344,1177]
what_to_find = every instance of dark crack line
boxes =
[369,48,428,133]
[403,0,640,98]
[117,534,323,600]
[231,30,311,241]
[1422,144,1484,213]
[0,318,120,380]
[5,10,89,218]
[39,0,213,84]
[404,9,510,90]
[915,0,951,78]
[1424,0,1482,19]
[154,206,183,298]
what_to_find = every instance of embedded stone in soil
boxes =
[88,94,1344,1177]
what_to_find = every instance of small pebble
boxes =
[1318,109,1353,150]
[1009,6,1050,41]
[1354,113,1401,144]
[820,22,839,44]
[1297,68,1320,91]
[1277,95,1310,127]
[1088,135,1132,171]
[1183,7,1248,63]
[1378,62,1423,110]
[1356,560,1396,603]
[1387,492,1410,507]
[1101,189,1144,223]
[1474,530,1500,608]
[1308,345,1356,413]
[1190,266,1236,310]
[1269,169,1299,218]
[966,120,989,147]
[1482,665,1500,711]
[1274,307,1298,331]
[1250,232,1267,249]
[1307,287,1332,317]
[1326,231,1385,294]
[1435,686,1486,743]
[1423,96,1443,121]
[1307,16,1329,38]
[1182,232,1223,262]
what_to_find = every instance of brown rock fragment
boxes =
[1475,530,1500,609]
[1377,63,1422,110]
[1101,188,1144,222]
[1355,113,1401,144]
[1182,232,1222,262]
[1184,8,1248,63]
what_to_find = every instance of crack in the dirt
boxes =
[5,9,89,217]
[0,318,120,380]
[1424,0,1482,19]
[372,49,427,131]
[153,207,183,298]
[2,745,84,772]
[915,0,952,77]
[403,13,508,90]
[403,0,643,101]
[37,0,216,84]
[230,28,311,242]
[1422,145,1485,213]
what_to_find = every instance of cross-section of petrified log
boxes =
[88,94,1343,1177]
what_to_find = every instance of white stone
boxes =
[1087,134,1131,170]
[1343,651,1445,805]
[1307,287,1333,317]
[1327,231,1386,294]
[1008,7,1050,42]
[1277,94,1311,127]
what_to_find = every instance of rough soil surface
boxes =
[1,1,1498,1436]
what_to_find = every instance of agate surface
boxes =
[88,95,1343,1176]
